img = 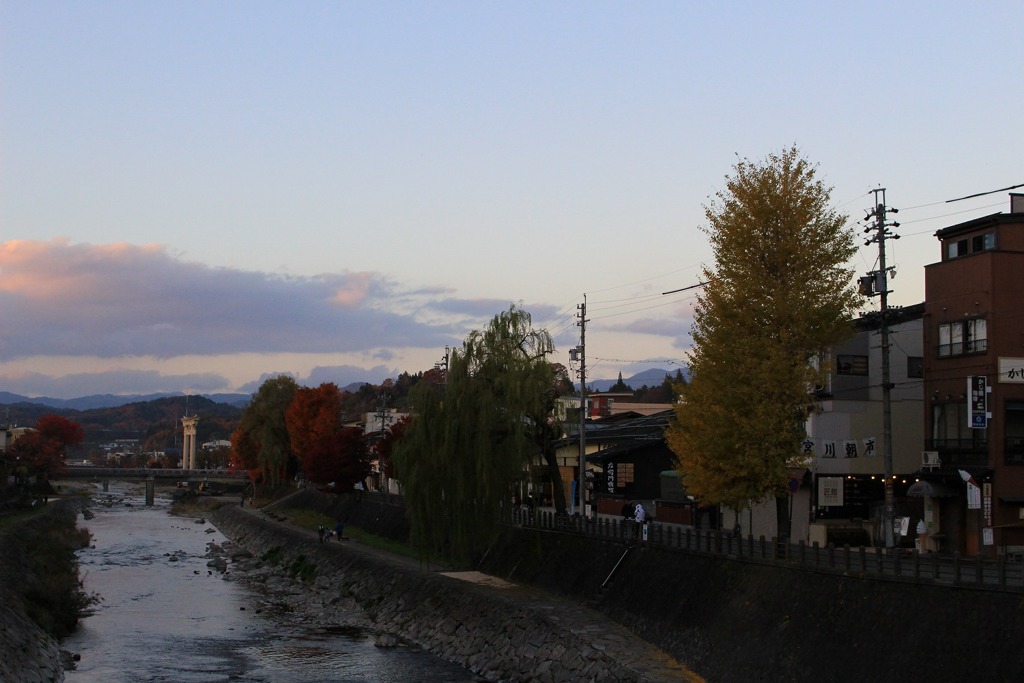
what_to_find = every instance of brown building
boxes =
[923,193,1024,557]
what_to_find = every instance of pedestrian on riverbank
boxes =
[335,521,344,541]
[317,525,326,543]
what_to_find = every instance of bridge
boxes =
[62,466,248,482]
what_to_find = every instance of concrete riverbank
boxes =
[262,489,1024,682]
[0,499,88,683]
[210,503,698,682]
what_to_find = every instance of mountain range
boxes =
[0,368,686,412]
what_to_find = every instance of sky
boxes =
[1,2,1021,399]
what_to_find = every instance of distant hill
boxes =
[1,395,244,457]
[583,368,688,393]
[0,391,250,411]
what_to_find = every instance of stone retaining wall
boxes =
[0,501,83,683]
[477,524,1024,683]
[211,505,689,682]
[243,489,1024,681]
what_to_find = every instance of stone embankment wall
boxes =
[211,505,692,683]
[477,526,1024,683]
[0,500,84,683]
[221,490,1024,681]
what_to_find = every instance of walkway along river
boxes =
[63,483,483,682]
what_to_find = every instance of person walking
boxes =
[634,502,646,524]
[633,502,647,540]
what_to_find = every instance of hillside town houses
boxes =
[540,194,1024,559]
[6,195,1023,561]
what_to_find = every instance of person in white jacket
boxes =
[634,502,646,524]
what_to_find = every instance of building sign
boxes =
[999,357,1024,383]
[968,376,989,429]
[803,437,877,459]
[818,476,844,506]
[984,483,992,526]
[605,461,616,494]
[959,469,981,510]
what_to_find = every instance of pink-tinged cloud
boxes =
[0,239,483,361]
[331,272,377,307]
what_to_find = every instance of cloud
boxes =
[0,239,470,361]
[233,365,396,395]
[604,312,695,349]
[0,368,228,398]
[0,240,594,397]
[304,364,394,389]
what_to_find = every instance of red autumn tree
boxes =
[285,383,371,490]
[229,427,260,480]
[10,414,85,479]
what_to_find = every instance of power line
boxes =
[947,182,1024,203]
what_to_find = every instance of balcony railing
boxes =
[926,439,989,469]
[937,339,988,357]
[1006,437,1024,466]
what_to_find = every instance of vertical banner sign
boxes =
[983,482,993,546]
[605,461,616,494]
[959,469,982,510]
[969,375,988,429]
[983,481,993,530]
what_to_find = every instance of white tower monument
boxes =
[181,415,200,470]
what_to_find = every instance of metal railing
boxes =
[511,507,1024,593]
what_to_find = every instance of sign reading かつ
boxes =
[999,357,1024,383]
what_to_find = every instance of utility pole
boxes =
[862,188,900,548]
[434,346,450,389]
[572,296,589,516]
[377,393,390,492]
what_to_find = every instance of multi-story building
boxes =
[805,304,925,547]
[922,194,1024,557]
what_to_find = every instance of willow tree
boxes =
[666,147,860,537]
[394,304,561,564]
[231,375,298,489]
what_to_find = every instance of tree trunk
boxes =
[775,494,792,542]
[542,448,568,515]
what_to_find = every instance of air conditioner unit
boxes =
[922,451,941,469]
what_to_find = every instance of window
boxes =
[972,233,996,253]
[947,239,968,259]
[947,233,995,259]
[907,356,923,379]
[836,354,868,376]
[931,402,985,450]
[1006,402,1024,465]
[938,319,987,357]
[615,462,635,488]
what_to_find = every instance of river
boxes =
[63,484,482,682]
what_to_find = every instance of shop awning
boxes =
[907,479,960,498]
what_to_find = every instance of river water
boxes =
[63,484,481,683]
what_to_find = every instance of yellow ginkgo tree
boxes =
[667,146,861,538]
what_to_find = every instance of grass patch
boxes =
[0,507,45,531]
[286,554,318,583]
[260,545,285,565]
[1,505,99,639]
[276,505,448,566]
